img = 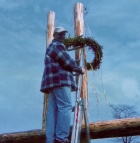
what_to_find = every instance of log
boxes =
[46,11,55,47]
[74,3,84,36]
[81,117,140,141]
[0,129,45,143]
[74,3,88,100]
[74,3,89,128]
[42,11,55,130]
[1,118,140,143]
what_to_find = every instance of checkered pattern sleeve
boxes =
[47,43,83,74]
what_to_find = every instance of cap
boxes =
[53,27,68,34]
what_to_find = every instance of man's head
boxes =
[53,27,68,42]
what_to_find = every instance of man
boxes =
[40,26,85,143]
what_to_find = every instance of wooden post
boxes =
[46,11,55,47]
[74,3,84,36]
[74,3,88,124]
[42,11,55,130]
[74,2,88,100]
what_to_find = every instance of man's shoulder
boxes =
[51,39,64,47]
[47,40,66,54]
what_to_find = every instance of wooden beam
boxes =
[1,118,140,143]
[81,117,140,141]
[74,3,89,128]
[74,3,84,36]
[46,11,55,47]
[0,130,45,143]
[74,3,88,99]
[42,11,55,130]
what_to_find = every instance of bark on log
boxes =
[0,129,45,143]
[80,117,140,142]
[1,118,140,143]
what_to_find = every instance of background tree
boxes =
[109,104,139,143]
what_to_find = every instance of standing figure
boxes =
[40,26,85,143]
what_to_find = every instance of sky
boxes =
[0,0,140,142]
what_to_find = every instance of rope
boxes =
[84,20,112,120]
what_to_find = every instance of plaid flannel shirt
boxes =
[40,39,82,93]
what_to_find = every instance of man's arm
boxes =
[47,44,84,74]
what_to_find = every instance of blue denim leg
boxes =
[46,90,57,143]
[46,86,72,143]
[54,86,72,142]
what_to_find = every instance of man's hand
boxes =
[81,68,85,74]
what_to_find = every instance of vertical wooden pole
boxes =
[74,3,84,37]
[74,3,88,110]
[46,11,55,47]
[42,11,55,130]
[74,3,84,84]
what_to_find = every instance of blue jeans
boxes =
[46,86,72,143]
